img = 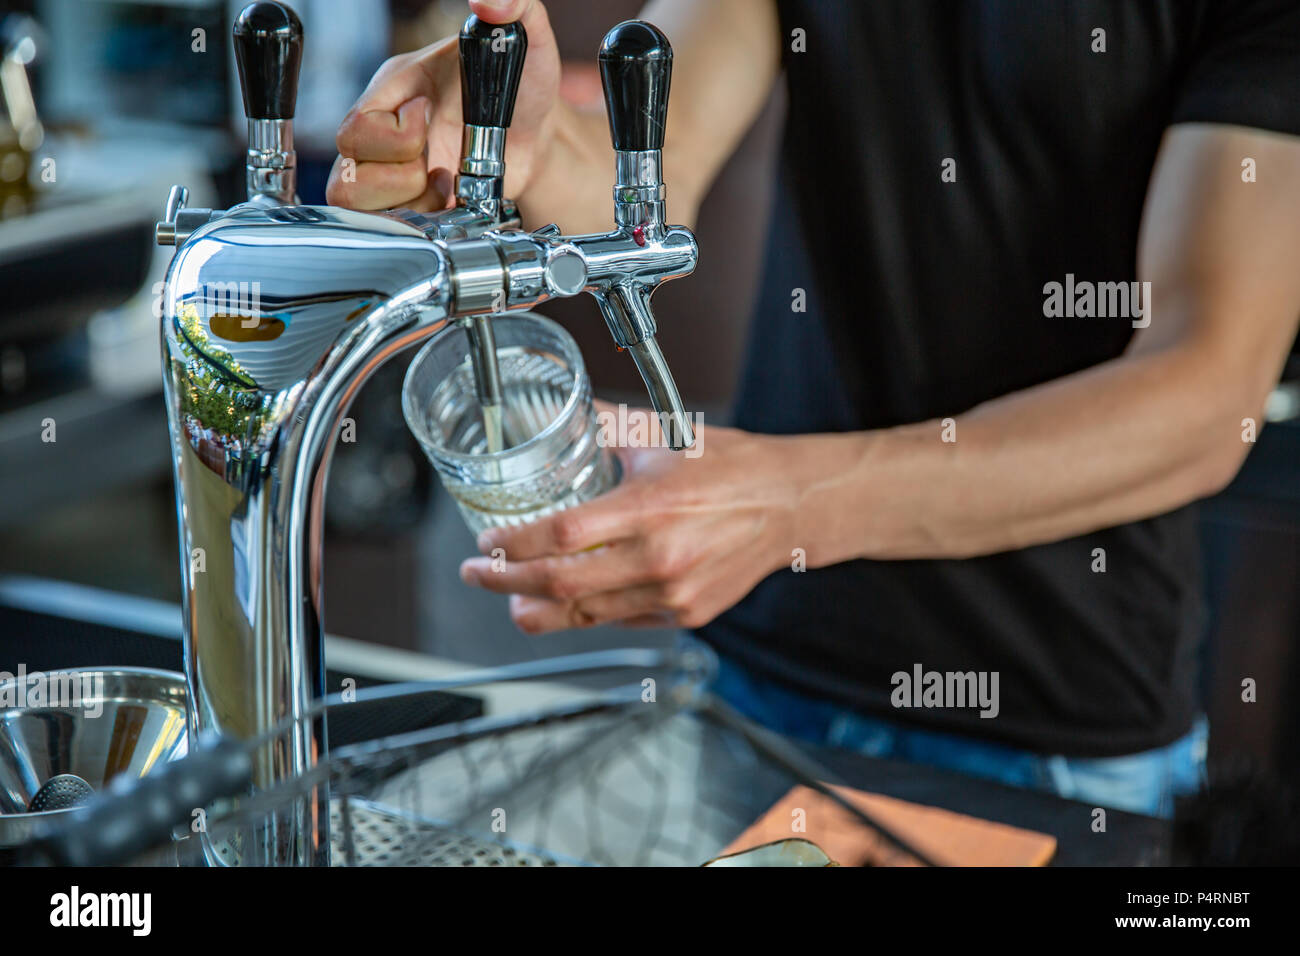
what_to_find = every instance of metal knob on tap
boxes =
[588,20,697,451]
[452,15,529,447]
[456,15,526,217]
[232,0,303,203]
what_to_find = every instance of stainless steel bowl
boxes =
[0,666,188,847]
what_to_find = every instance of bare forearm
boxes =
[517,0,779,233]
[783,126,1300,566]
[783,339,1274,564]
[641,0,781,221]
[515,99,610,233]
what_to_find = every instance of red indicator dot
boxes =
[632,224,647,247]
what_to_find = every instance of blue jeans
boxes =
[710,656,1207,819]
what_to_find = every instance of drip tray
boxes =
[330,800,563,867]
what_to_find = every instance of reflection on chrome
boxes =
[161,203,454,866]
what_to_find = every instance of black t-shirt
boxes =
[696,0,1300,757]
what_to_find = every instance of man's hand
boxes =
[325,0,561,214]
[326,0,780,231]
[458,415,801,633]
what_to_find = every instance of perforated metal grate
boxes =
[330,800,562,867]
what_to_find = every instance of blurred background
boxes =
[0,0,1295,778]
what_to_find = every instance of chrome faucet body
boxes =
[154,5,696,864]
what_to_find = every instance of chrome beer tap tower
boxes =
[153,1,697,865]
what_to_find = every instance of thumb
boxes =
[469,0,536,24]
[464,0,561,144]
[468,0,557,61]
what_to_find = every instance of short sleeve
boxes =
[1170,0,1300,137]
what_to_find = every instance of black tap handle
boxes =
[233,1,303,121]
[598,20,672,152]
[459,16,527,129]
